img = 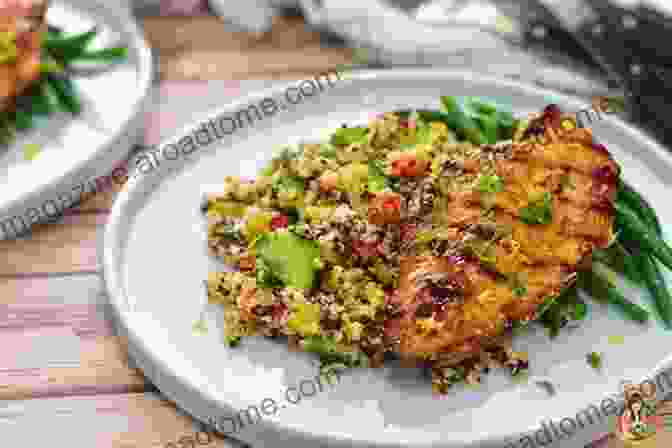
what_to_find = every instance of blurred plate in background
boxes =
[0,0,153,240]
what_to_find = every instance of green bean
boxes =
[12,108,33,131]
[46,74,82,115]
[497,111,516,140]
[639,255,672,328]
[473,114,498,144]
[440,96,487,145]
[617,187,672,327]
[41,80,61,111]
[578,267,650,323]
[72,47,128,62]
[466,98,498,116]
[592,242,642,284]
[415,110,450,123]
[44,27,98,61]
[618,180,662,236]
[615,201,672,272]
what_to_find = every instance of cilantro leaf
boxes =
[519,192,553,225]
[330,127,369,145]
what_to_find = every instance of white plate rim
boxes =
[103,68,672,448]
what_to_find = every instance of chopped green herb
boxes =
[586,351,602,369]
[367,159,400,193]
[284,207,303,225]
[212,223,242,240]
[303,335,369,370]
[444,366,467,383]
[536,295,558,319]
[272,176,305,195]
[319,143,338,159]
[512,285,528,297]
[477,174,504,194]
[255,256,283,289]
[330,127,369,145]
[519,192,553,225]
[572,301,588,320]
[225,335,241,347]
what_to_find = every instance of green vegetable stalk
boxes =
[578,267,649,323]
[615,201,672,272]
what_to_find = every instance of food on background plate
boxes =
[0,0,128,145]
[203,96,672,393]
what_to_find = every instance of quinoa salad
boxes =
[203,96,672,393]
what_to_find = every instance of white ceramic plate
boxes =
[103,69,672,448]
[0,0,152,240]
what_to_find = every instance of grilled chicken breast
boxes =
[394,116,618,359]
[0,0,48,112]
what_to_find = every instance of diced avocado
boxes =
[254,231,321,289]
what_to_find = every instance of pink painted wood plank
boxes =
[0,393,242,448]
[0,275,146,400]
[0,213,106,276]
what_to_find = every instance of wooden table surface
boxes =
[0,13,668,448]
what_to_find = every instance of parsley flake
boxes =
[519,192,553,225]
[513,285,528,297]
[587,352,602,369]
[477,174,504,194]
